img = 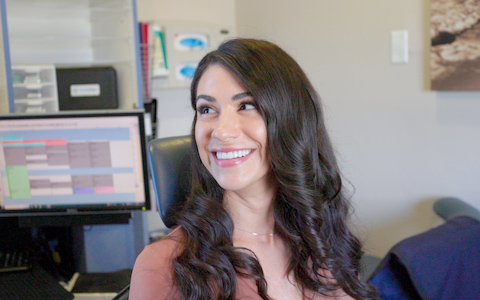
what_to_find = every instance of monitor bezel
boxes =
[0,109,151,217]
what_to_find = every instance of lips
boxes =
[212,149,254,167]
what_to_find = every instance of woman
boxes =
[130,38,378,299]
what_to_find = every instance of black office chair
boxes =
[147,135,193,229]
[113,135,193,300]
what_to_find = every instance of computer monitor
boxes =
[0,110,150,225]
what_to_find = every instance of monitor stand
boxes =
[17,213,132,227]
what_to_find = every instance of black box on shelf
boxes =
[56,67,118,110]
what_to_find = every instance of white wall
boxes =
[235,0,480,257]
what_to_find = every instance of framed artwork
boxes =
[430,0,480,90]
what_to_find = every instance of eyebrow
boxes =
[232,92,253,101]
[196,92,253,103]
[196,94,215,102]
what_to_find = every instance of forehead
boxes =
[196,64,247,96]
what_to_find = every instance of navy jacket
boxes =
[369,216,480,300]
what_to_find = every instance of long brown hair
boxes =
[174,38,378,299]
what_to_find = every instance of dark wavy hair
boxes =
[173,38,378,299]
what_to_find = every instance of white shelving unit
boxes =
[12,64,58,113]
[2,0,144,111]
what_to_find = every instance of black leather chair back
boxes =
[147,135,192,228]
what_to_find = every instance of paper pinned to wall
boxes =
[157,22,233,89]
[175,62,198,81]
[174,33,209,51]
[152,25,168,77]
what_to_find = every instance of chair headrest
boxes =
[148,135,192,228]
[433,197,480,222]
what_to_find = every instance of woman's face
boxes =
[194,64,270,194]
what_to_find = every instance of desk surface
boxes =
[0,263,74,300]
[0,264,131,300]
[71,269,131,294]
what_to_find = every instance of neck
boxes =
[236,226,275,236]
[223,189,276,237]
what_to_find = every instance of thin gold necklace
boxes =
[236,227,275,236]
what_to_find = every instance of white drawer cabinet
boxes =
[12,64,58,113]
[1,0,143,112]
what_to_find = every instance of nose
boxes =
[212,109,241,141]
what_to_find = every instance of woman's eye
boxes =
[239,102,256,111]
[197,106,214,114]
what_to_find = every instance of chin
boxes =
[215,179,248,192]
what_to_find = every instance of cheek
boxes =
[195,123,210,167]
[194,120,204,147]
[253,122,268,149]
[255,122,270,166]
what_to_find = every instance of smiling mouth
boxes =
[215,149,252,160]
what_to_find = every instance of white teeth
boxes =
[216,149,252,160]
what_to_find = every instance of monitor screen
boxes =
[0,110,150,217]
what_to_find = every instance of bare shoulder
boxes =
[142,227,185,260]
[129,227,185,299]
